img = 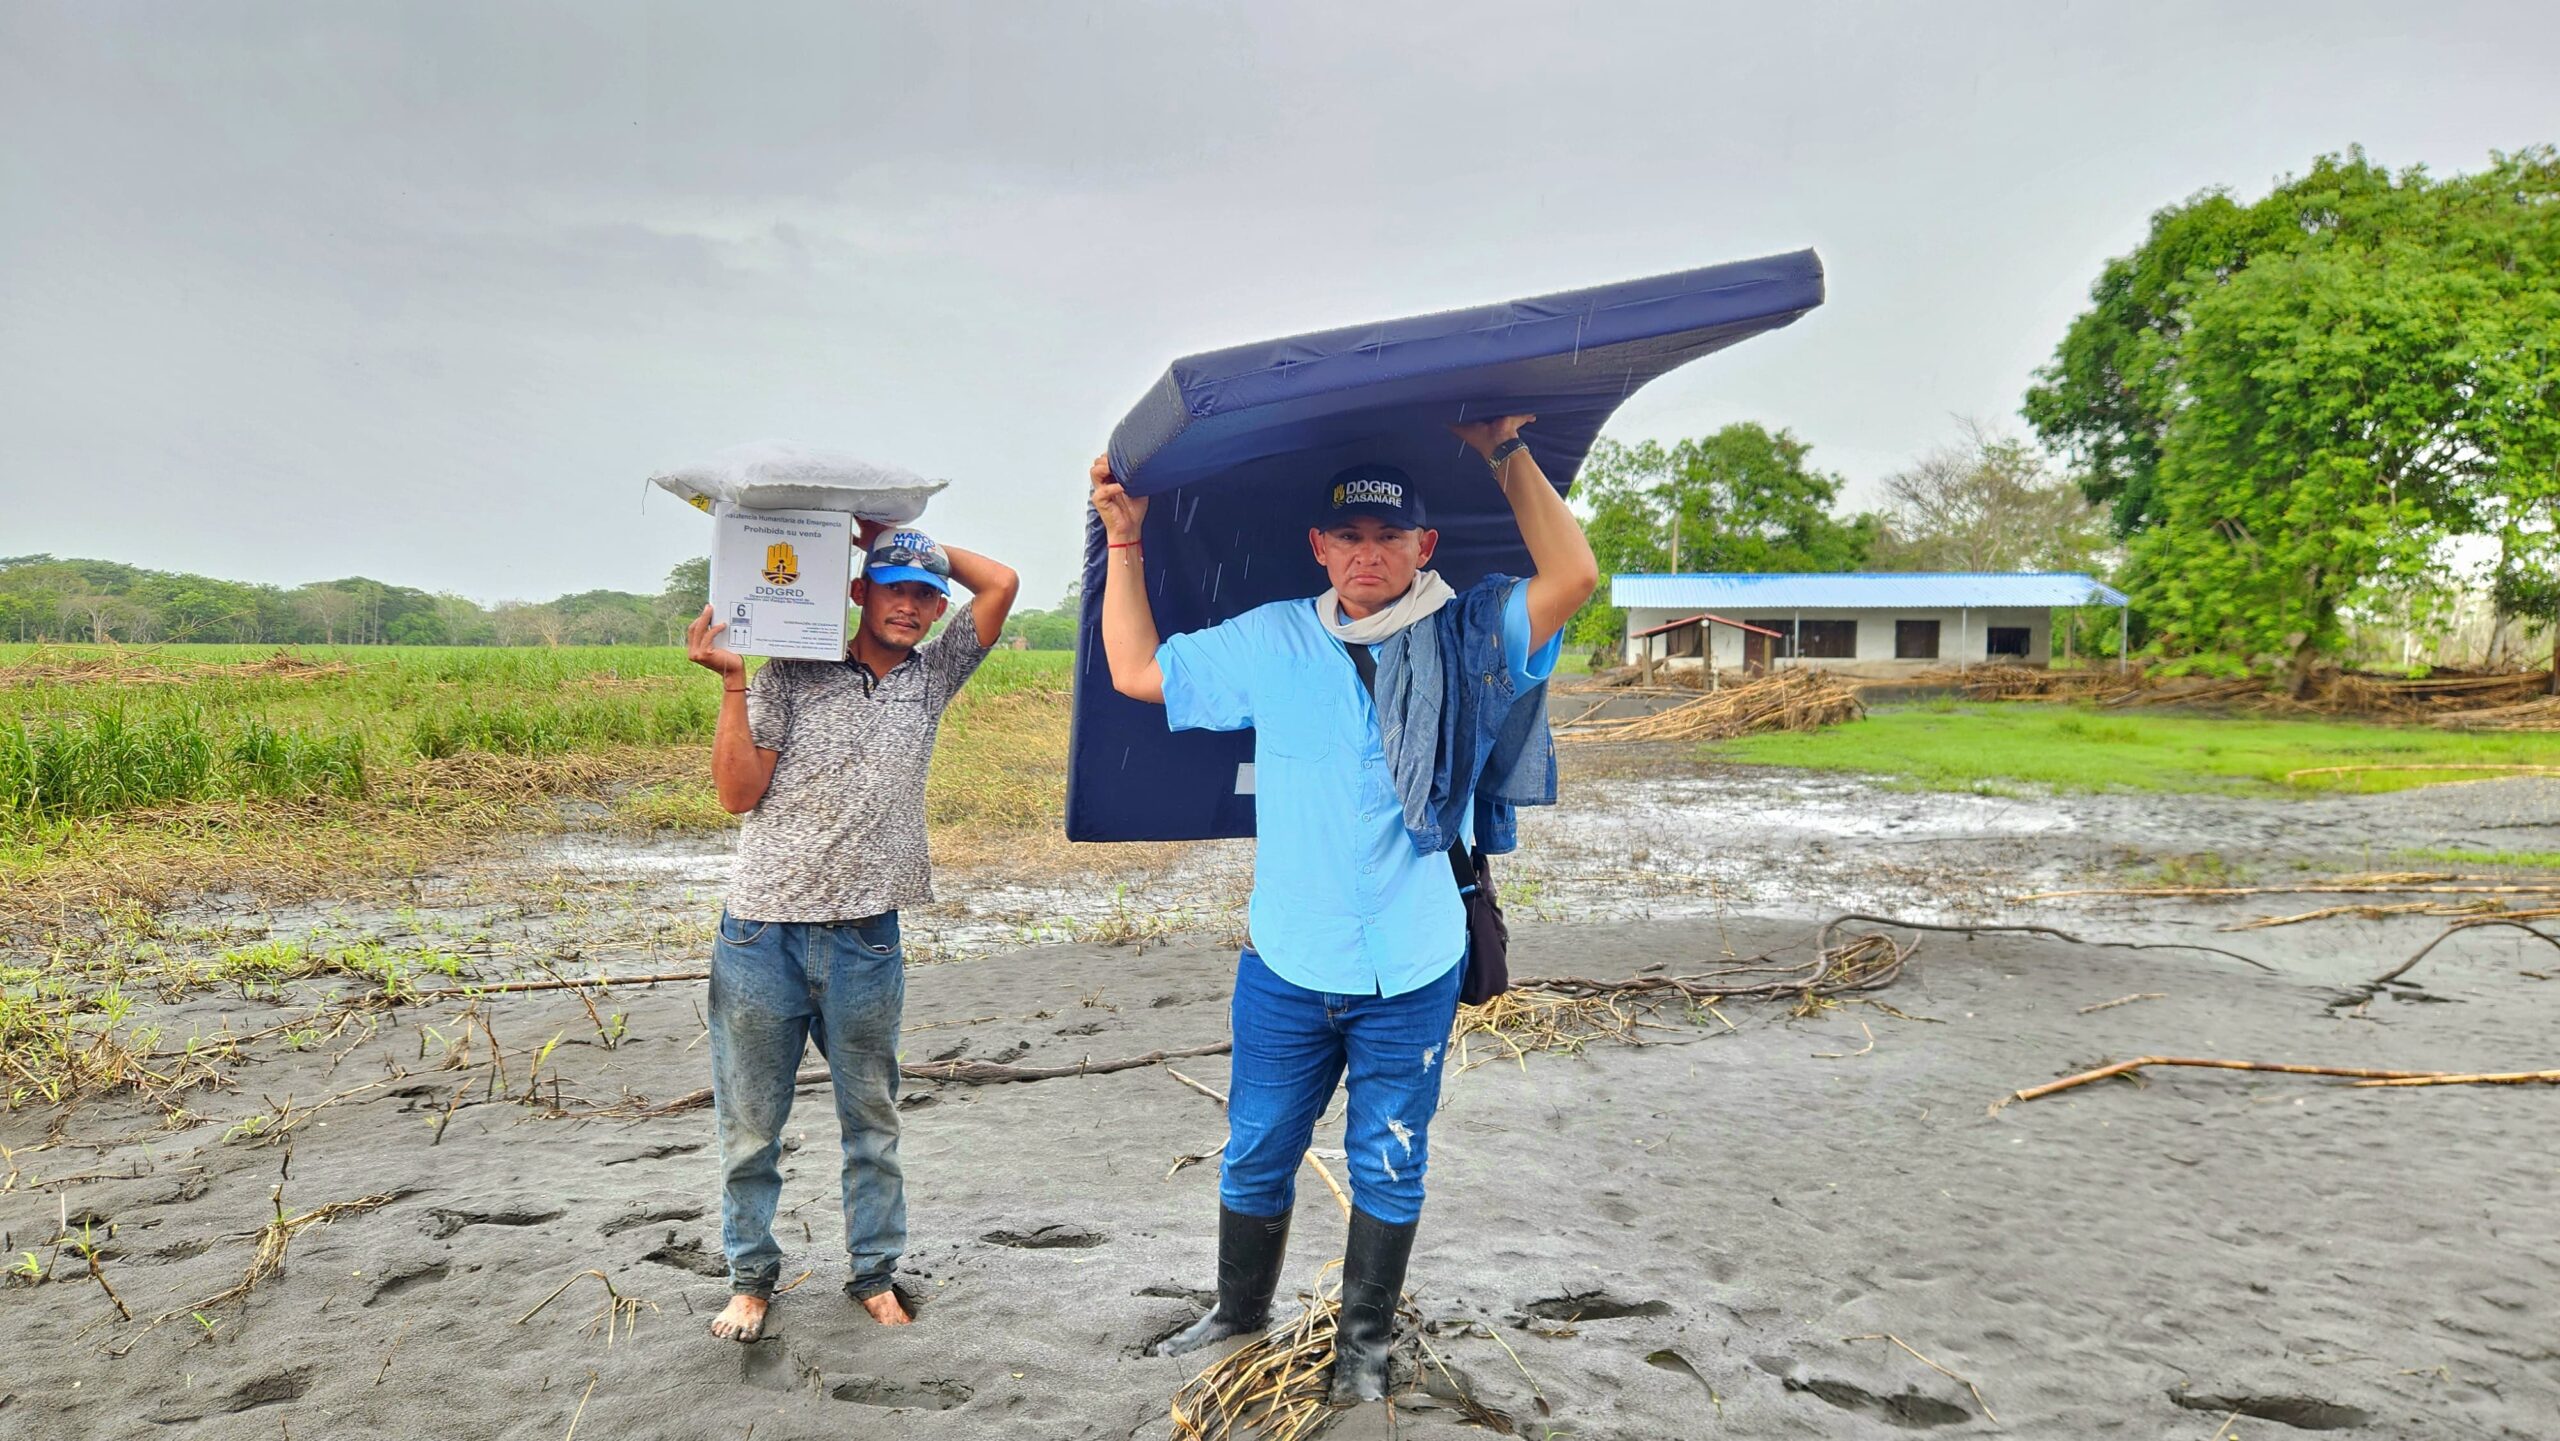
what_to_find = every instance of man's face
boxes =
[851,578,949,651]
[1309,516,1438,614]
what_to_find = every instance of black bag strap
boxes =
[1344,641,1476,888]
[1343,639,1378,693]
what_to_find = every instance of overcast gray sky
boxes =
[4,1,2555,610]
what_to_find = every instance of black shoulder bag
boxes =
[1344,642,1513,1005]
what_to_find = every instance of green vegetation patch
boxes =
[1712,702,2560,796]
[2393,847,2560,872]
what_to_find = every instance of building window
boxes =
[1749,618,1857,659]
[1800,620,1858,658]
[1895,619,1940,660]
[1987,626,2031,659]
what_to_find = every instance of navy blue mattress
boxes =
[1068,250,1825,841]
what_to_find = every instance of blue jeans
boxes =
[709,909,907,1300]
[1219,947,1463,1225]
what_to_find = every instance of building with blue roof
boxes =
[1610,572,2129,676]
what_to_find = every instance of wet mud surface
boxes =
[5,762,2556,1438]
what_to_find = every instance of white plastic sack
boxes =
[651,440,948,521]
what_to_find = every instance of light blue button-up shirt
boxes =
[1157,582,1560,998]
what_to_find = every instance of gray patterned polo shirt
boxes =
[728,626,991,922]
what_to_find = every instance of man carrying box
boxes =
[683,519,1019,1342]
[1089,415,1596,1404]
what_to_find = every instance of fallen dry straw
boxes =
[1512,921,1917,1011]
[1918,663,2135,705]
[517,1268,658,1346]
[1450,987,1677,1072]
[1558,668,1863,744]
[2432,693,2560,731]
[137,1186,401,1339]
[1994,1056,2560,1112]
[1168,1268,1424,1441]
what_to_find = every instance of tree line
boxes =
[0,553,1089,652]
[0,554,696,648]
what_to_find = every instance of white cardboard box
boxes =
[707,502,854,661]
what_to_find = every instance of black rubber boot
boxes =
[1327,1207,1417,1404]
[1150,1206,1292,1356]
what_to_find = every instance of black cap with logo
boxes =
[1320,463,1429,530]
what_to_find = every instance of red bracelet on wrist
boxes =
[1108,540,1142,549]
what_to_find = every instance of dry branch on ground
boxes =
[1994,1056,2560,1112]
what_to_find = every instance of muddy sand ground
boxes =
[6,768,2558,1440]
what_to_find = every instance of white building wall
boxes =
[1620,606,2054,675]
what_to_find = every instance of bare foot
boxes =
[860,1289,913,1326]
[710,1293,769,1342]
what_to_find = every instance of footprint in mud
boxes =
[983,1224,1107,1250]
[146,1237,218,1263]
[1127,1313,1199,1358]
[150,1173,212,1205]
[601,1204,704,1237]
[643,1235,729,1279]
[365,1259,450,1305]
[1520,1290,1672,1322]
[426,1204,564,1239]
[1054,1019,1109,1037]
[740,1340,816,1394]
[2170,1391,2373,1430]
[153,1367,313,1423]
[1784,1376,1969,1429]
[829,1376,974,1410]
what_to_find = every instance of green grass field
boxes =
[0,643,1070,819]
[1714,700,2559,795]
[0,643,1080,927]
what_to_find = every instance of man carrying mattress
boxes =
[1089,416,1596,1404]
[684,519,1019,1343]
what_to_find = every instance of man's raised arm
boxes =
[1088,455,1164,704]
[940,543,1020,649]
[1451,416,1600,651]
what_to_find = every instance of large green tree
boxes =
[2024,147,2560,675]
[1571,423,1880,646]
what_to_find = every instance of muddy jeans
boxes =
[709,909,907,1300]
[1218,946,1462,1225]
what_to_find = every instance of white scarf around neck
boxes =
[1316,570,1456,645]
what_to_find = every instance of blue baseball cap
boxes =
[1321,463,1428,530]
[863,529,952,595]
